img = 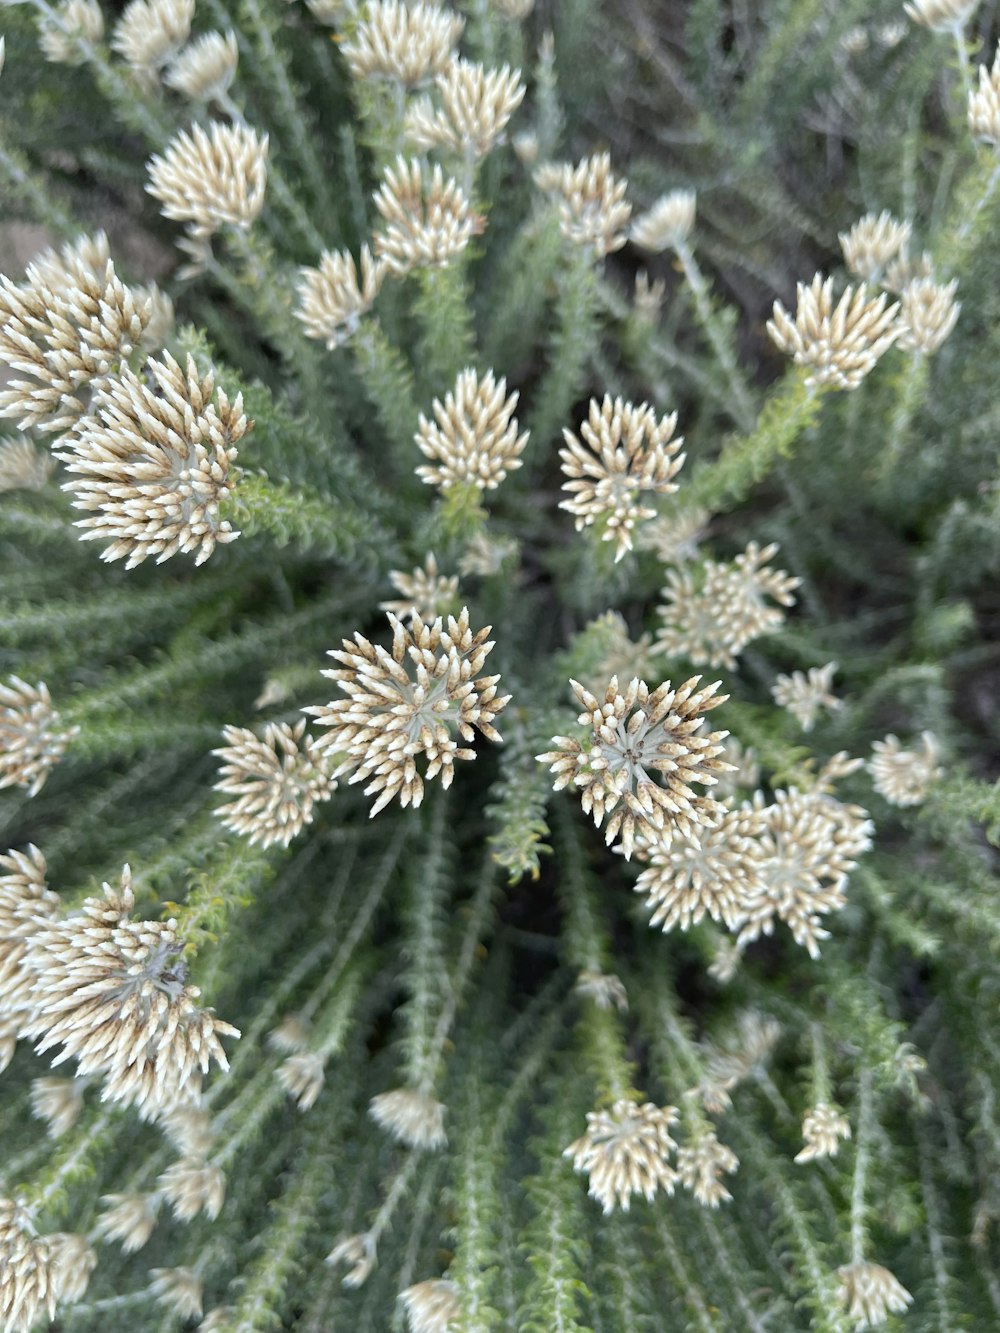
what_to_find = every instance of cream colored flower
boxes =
[535,152,632,257]
[538,674,730,860]
[373,158,480,276]
[146,121,268,251]
[399,1278,461,1333]
[157,1157,226,1221]
[37,0,104,65]
[59,351,248,567]
[0,677,78,797]
[341,0,464,86]
[633,269,667,318]
[897,277,960,354]
[0,845,62,1072]
[369,1087,447,1148]
[795,1102,852,1162]
[574,969,628,1012]
[95,1192,161,1253]
[380,554,460,622]
[559,396,685,561]
[306,609,509,815]
[676,1127,739,1206]
[414,368,528,494]
[29,1076,85,1138]
[295,246,383,349]
[0,1198,95,1332]
[326,1232,377,1288]
[638,506,709,565]
[213,719,337,848]
[630,190,696,252]
[969,45,1000,144]
[838,211,911,282]
[767,274,900,390]
[164,30,239,103]
[904,0,979,32]
[564,1099,679,1212]
[277,1051,327,1110]
[112,0,193,73]
[868,731,942,806]
[771,662,842,731]
[149,1267,204,1321]
[835,1261,913,1329]
[405,58,525,157]
[0,436,55,493]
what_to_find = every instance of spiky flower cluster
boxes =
[0,845,61,1071]
[0,436,55,492]
[653,542,800,668]
[0,677,78,797]
[558,395,686,561]
[897,277,960,354]
[414,368,528,494]
[534,152,632,257]
[369,1087,448,1149]
[372,158,480,276]
[111,0,193,75]
[340,0,464,86]
[399,1279,461,1333]
[838,211,911,282]
[969,44,1000,145]
[629,190,696,252]
[380,554,460,621]
[835,1261,913,1329]
[771,662,842,731]
[164,29,239,103]
[904,0,979,32]
[58,351,249,567]
[676,1126,739,1206]
[405,58,526,157]
[767,275,900,390]
[0,234,151,433]
[212,719,338,848]
[0,1197,96,1333]
[17,865,239,1116]
[795,1102,852,1162]
[306,609,510,815]
[564,1099,679,1212]
[868,731,943,806]
[638,506,709,565]
[295,247,384,349]
[539,675,730,859]
[37,0,104,65]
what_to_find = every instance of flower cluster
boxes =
[0,436,55,493]
[306,609,510,814]
[369,1087,447,1149]
[37,0,104,65]
[405,58,525,157]
[868,731,943,806]
[558,395,686,562]
[795,1102,852,1162]
[112,0,192,76]
[0,677,78,797]
[771,662,842,731]
[969,43,1000,145]
[835,1260,913,1329]
[630,189,696,252]
[295,247,384,349]
[534,152,632,257]
[213,719,338,848]
[372,158,480,276]
[340,0,464,86]
[564,1099,679,1212]
[380,554,460,622]
[414,368,528,495]
[539,674,730,859]
[767,275,899,390]
[0,1197,96,1333]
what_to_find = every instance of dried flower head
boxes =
[574,968,629,1012]
[306,609,510,815]
[0,845,62,1071]
[795,1102,852,1162]
[267,1013,311,1054]
[30,1076,85,1138]
[327,1232,377,1288]
[635,804,765,933]
[0,677,78,797]
[341,0,464,86]
[37,0,104,65]
[277,1051,327,1110]
[767,274,900,390]
[535,152,632,257]
[21,865,240,1116]
[380,554,460,622]
[149,1267,204,1321]
[630,189,696,252]
[160,1103,215,1156]
[969,45,1000,144]
[369,1087,447,1148]
[146,121,268,254]
[638,505,709,565]
[59,351,248,567]
[399,1278,461,1333]
[157,1156,226,1221]
[95,1192,161,1252]
[676,1127,739,1206]
[904,0,979,32]
[112,0,193,73]
[295,246,383,349]
[734,787,873,957]
[559,396,686,562]
[539,674,730,860]
[838,211,911,282]
[564,1099,679,1212]
[835,1261,913,1329]
[0,436,55,492]
[372,158,480,276]
[415,368,528,494]
[868,731,942,806]
[0,236,151,433]
[213,719,337,848]
[0,1198,95,1332]
[164,30,239,103]
[771,662,842,731]
[897,277,960,354]
[653,542,799,668]
[405,58,526,157]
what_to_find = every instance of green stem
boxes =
[674,240,757,431]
